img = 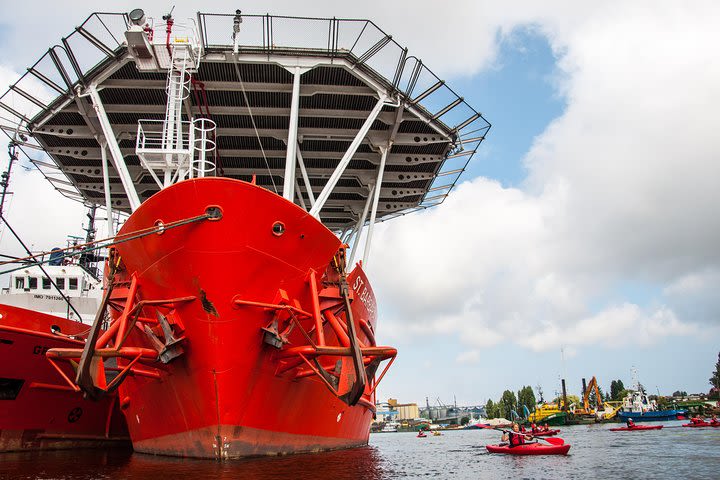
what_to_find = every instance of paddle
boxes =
[477,424,565,445]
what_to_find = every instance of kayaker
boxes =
[543,423,549,432]
[626,418,635,428]
[531,423,538,433]
[502,422,532,448]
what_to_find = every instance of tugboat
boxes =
[0,8,489,458]
[617,388,685,422]
[0,301,129,452]
[617,374,686,422]
[0,194,129,450]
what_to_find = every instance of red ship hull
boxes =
[49,178,396,459]
[0,305,129,452]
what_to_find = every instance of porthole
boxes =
[272,221,285,236]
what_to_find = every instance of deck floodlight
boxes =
[129,8,146,26]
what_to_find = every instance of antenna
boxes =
[631,366,639,390]
[162,5,176,21]
[0,121,24,218]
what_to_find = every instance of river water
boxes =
[1,421,718,479]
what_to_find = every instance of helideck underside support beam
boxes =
[1,11,490,231]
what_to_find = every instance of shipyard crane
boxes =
[584,376,604,412]
[572,376,605,417]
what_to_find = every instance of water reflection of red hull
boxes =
[0,305,129,451]
[50,179,396,459]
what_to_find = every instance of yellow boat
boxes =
[528,403,567,425]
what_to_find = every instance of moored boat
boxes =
[528,404,567,426]
[0,132,130,452]
[380,422,400,433]
[617,379,685,422]
[0,305,129,452]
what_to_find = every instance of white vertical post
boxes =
[88,85,141,211]
[100,143,115,236]
[349,182,375,266]
[363,146,389,267]
[310,95,386,218]
[283,67,301,201]
[296,147,315,207]
[163,169,172,188]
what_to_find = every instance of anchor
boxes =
[143,311,186,364]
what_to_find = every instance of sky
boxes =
[0,0,719,408]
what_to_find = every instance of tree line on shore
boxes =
[483,353,720,420]
[484,380,632,420]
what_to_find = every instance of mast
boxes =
[0,142,17,218]
[79,204,100,280]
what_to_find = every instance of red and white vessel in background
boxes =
[0,8,489,458]
[0,232,129,451]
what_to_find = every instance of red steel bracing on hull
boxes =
[46,178,396,459]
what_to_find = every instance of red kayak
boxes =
[682,422,713,428]
[486,442,571,456]
[609,425,663,432]
[532,429,560,437]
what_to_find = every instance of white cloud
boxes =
[366,1,720,353]
[456,350,481,364]
[519,304,697,351]
[0,167,87,258]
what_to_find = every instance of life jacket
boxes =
[508,432,525,447]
